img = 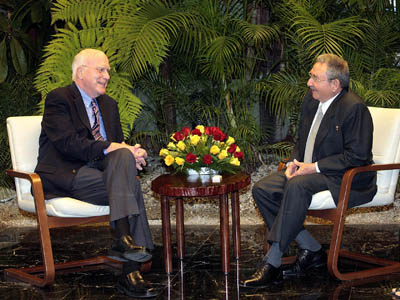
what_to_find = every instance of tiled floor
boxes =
[1,224,400,299]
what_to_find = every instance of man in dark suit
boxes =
[35,48,157,298]
[241,54,377,287]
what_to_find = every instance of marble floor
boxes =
[0,224,400,299]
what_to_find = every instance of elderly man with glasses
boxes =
[35,49,157,298]
[241,53,377,287]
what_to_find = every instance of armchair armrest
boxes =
[5,169,47,219]
[336,163,400,213]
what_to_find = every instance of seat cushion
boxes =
[19,193,109,217]
[309,185,394,210]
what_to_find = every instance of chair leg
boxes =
[4,209,123,287]
[5,256,123,287]
[326,211,400,281]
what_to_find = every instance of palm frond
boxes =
[105,0,198,79]
[258,70,307,118]
[51,0,114,26]
[364,89,400,107]
[361,14,400,73]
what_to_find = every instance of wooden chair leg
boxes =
[326,208,400,281]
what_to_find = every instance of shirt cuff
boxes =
[315,162,320,173]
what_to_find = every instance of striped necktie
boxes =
[303,105,323,163]
[90,99,104,141]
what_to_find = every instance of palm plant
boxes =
[173,0,278,128]
[35,0,198,138]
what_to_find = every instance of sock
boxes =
[263,242,283,268]
[295,229,321,252]
[115,217,131,238]
[123,261,141,275]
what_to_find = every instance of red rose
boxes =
[206,126,217,135]
[173,132,185,141]
[227,144,237,153]
[202,154,213,165]
[180,127,191,137]
[191,128,202,136]
[234,151,244,160]
[205,126,212,135]
[185,152,197,163]
[213,131,224,141]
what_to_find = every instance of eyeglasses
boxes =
[308,72,329,83]
[81,65,111,75]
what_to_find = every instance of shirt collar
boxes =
[76,84,93,108]
[319,92,340,115]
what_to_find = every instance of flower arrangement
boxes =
[159,125,244,174]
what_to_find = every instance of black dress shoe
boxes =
[109,235,152,262]
[282,248,326,278]
[240,262,282,288]
[117,270,158,298]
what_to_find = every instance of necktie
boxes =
[303,105,323,163]
[90,99,104,141]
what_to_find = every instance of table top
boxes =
[151,172,251,197]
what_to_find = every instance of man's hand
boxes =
[105,142,147,170]
[285,161,298,180]
[285,159,317,179]
[130,143,147,170]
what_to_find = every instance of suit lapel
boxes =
[70,83,91,131]
[314,89,347,149]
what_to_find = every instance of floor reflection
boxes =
[0,224,400,299]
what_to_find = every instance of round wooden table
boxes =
[151,172,251,274]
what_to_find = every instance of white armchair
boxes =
[4,116,121,287]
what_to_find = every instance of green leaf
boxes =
[31,1,43,23]
[0,37,8,83]
[10,38,27,75]
[0,13,7,31]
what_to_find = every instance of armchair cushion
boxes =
[7,116,109,218]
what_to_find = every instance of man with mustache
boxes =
[241,53,377,287]
[35,49,156,298]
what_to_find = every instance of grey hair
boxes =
[315,53,349,88]
[71,49,106,81]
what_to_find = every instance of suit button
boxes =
[72,169,76,173]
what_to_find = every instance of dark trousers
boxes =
[252,170,328,252]
[70,148,154,250]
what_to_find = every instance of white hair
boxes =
[71,49,106,81]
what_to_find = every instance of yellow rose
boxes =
[218,150,228,160]
[159,148,169,157]
[175,157,185,166]
[190,135,201,145]
[195,125,205,133]
[177,141,186,151]
[164,155,175,166]
[226,136,235,145]
[236,146,241,152]
[210,145,220,155]
[167,142,176,150]
[229,157,240,166]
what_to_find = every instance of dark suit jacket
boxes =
[292,88,377,207]
[35,83,124,199]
